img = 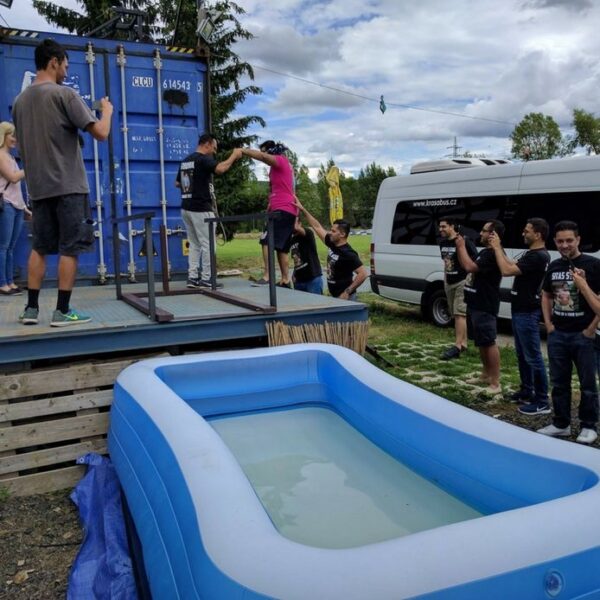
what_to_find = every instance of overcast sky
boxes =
[3,0,598,177]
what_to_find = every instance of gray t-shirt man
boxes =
[12,82,97,200]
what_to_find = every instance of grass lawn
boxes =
[216,233,371,274]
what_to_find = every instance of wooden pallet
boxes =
[0,357,142,496]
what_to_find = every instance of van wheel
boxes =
[426,289,452,328]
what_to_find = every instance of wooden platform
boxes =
[0,279,368,495]
[0,278,368,367]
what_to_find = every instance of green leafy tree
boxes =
[572,108,600,155]
[339,175,359,227]
[509,113,570,161]
[32,0,159,39]
[355,163,396,227]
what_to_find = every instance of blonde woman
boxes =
[0,122,30,295]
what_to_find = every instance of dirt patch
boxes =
[0,490,81,600]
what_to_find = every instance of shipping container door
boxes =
[109,45,208,281]
[0,35,111,282]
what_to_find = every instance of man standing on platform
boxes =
[176,133,241,289]
[438,217,477,360]
[488,218,551,413]
[13,38,113,327]
[295,198,367,299]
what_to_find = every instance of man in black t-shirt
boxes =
[438,217,478,360]
[290,218,323,294]
[489,218,551,413]
[176,133,241,288]
[537,221,600,445]
[456,220,505,396]
[295,199,367,299]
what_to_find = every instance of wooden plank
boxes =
[0,396,13,482]
[0,438,107,476]
[0,413,110,452]
[0,389,113,423]
[1,465,85,496]
[0,358,136,401]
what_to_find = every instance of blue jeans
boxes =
[294,276,323,295]
[512,310,548,402]
[0,203,24,287]
[547,329,598,430]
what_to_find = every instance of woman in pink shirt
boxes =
[242,140,298,287]
[0,122,30,295]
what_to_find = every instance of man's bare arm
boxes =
[86,97,113,141]
[488,233,521,276]
[541,291,554,333]
[215,148,242,175]
[295,198,327,241]
[455,236,479,273]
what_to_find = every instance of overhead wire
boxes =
[213,53,516,127]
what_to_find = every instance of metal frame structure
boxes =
[112,212,278,322]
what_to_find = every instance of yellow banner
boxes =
[326,165,343,224]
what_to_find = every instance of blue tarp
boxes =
[67,453,138,600]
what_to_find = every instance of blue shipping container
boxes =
[0,28,209,282]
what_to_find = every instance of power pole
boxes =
[446,136,462,158]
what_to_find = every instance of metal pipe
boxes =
[85,42,107,284]
[208,215,217,288]
[159,225,170,294]
[153,48,170,278]
[117,45,137,282]
[145,217,156,321]
[267,215,277,308]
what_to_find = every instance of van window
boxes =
[390,192,600,252]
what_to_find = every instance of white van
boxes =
[370,155,600,326]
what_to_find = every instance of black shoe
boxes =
[518,402,552,416]
[276,281,292,289]
[441,346,462,360]
[198,280,224,289]
[187,278,201,289]
[510,390,534,404]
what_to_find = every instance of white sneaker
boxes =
[576,428,598,445]
[537,424,571,437]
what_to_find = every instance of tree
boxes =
[32,0,159,39]
[572,108,600,155]
[509,113,570,161]
[355,163,396,227]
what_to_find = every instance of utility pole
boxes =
[447,136,462,158]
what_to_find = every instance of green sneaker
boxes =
[50,308,92,327]
[19,306,39,325]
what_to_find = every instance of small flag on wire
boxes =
[379,95,387,114]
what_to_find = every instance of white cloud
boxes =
[4,0,600,178]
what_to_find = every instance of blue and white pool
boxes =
[109,344,600,599]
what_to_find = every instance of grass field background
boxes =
[215,232,371,273]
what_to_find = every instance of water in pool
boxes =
[210,406,481,549]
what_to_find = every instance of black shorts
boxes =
[32,194,95,256]
[259,210,296,253]
[468,309,498,347]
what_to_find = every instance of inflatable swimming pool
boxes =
[109,344,600,599]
